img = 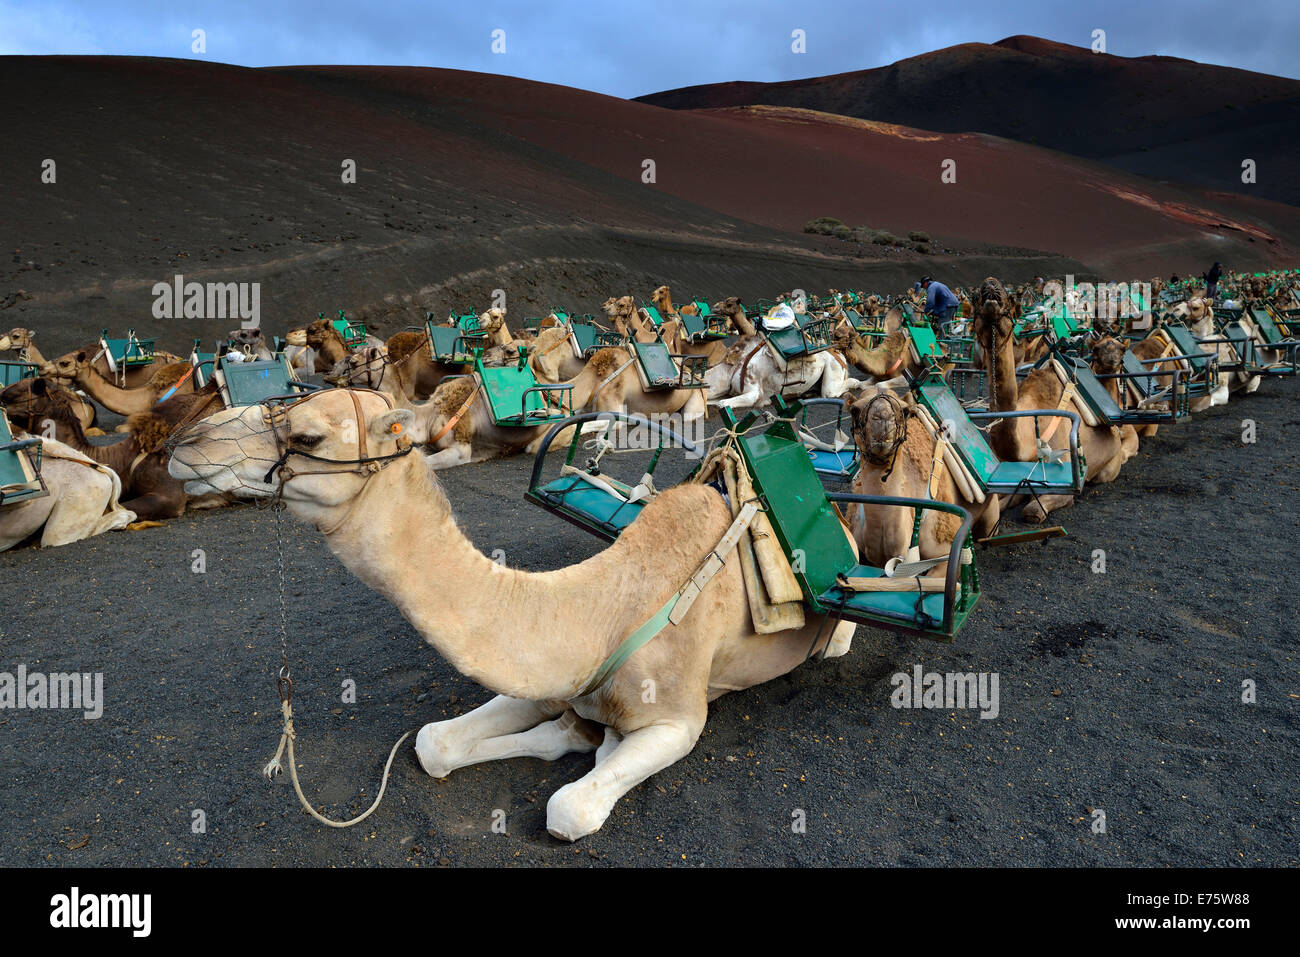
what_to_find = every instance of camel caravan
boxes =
[6,269,1300,839]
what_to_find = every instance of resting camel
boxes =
[334,308,518,402]
[0,433,135,550]
[529,339,707,428]
[830,307,949,387]
[973,278,1126,523]
[42,349,197,416]
[704,303,861,410]
[167,388,855,840]
[650,284,699,318]
[42,333,183,390]
[412,348,629,468]
[3,376,229,519]
[846,386,999,566]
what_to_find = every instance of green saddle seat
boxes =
[765,318,833,359]
[1058,354,1174,424]
[914,375,1085,495]
[474,355,573,426]
[217,355,303,407]
[729,408,978,640]
[0,410,45,506]
[101,330,155,368]
[571,320,623,356]
[427,322,486,363]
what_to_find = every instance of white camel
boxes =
[0,435,136,550]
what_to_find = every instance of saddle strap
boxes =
[429,389,478,445]
[574,501,760,698]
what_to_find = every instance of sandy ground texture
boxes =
[1,374,1296,868]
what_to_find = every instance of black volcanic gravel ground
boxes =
[1,378,1297,867]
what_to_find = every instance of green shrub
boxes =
[804,217,844,235]
[908,230,930,243]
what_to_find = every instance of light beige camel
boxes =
[973,278,1126,523]
[0,432,136,550]
[167,388,854,840]
[42,350,197,416]
[530,337,707,428]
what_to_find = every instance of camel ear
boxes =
[368,408,414,443]
[31,376,48,396]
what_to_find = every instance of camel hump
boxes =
[148,361,192,391]
[387,330,425,363]
[126,411,172,453]
[587,348,627,381]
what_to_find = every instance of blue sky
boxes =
[2,0,1296,97]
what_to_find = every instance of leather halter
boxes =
[261,388,412,487]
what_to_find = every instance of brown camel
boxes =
[847,387,999,566]
[414,347,635,469]
[3,377,228,519]
[973,278,1125,523]
[42,350,197,416]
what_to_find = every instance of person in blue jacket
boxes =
[919,277,961,327]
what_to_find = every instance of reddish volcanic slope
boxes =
[637,35,1300,207]
[2,56,1298,348]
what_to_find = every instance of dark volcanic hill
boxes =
[637,35,1300,206]
[2,55,1298,353]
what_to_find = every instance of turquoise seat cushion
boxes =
[530,476,646,536]
[820,564,949,628]
[807,447,857,477]
[988,458,1077,488]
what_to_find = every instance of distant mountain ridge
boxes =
[636,35,1300,206]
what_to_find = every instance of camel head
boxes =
[651,285,672,311]
[327,345,386,387]
[302,318,341,350]
[2,327,35,352]
[1090,336,1126,376]
[284,328,308,348]
[711,296,743,318]
[478,307,509,341]
[971,278,1012,355]
[168,389,413,514]
[41,348,92,383]
[228,327,264,348]
[848,387,914,473]
[0,375,53,426]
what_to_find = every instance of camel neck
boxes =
[305,455,610,700]
[79,363,144,411]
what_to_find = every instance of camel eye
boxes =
[291,433,324,449]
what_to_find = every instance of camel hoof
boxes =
[546,780,608,842]
[1021,505,1047,525]
[414,723,456,779]
[823,620,855,659]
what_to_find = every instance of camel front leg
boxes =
[424,442,472,470]
[418,711,604,778]
[546,719,702,841]
[416,695,565,778]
